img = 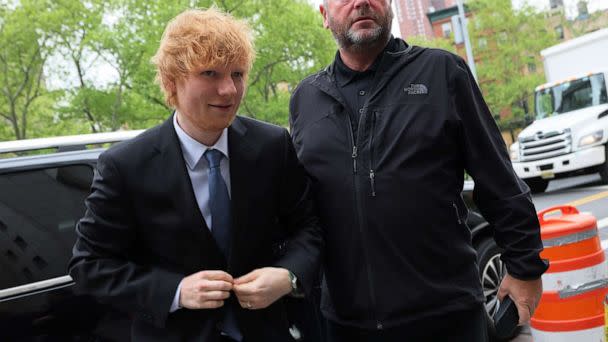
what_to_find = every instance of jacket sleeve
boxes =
[68,151,183,328]
[273,129,324,297]
[449,57,549,280]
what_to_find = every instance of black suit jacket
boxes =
[69,115,324,341]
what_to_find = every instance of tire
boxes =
[599,145,608,184]
[524,178,548,193]
[476,238,521,342]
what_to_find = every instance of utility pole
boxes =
[456,0,478,82]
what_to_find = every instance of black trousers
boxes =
[326,304,489,342]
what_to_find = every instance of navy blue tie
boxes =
[204,149,242,341]
[205,149,232,257]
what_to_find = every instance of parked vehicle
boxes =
[510,28,608,193]
[0,132,506,340]
[0,131,142,341]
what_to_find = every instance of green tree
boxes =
[47,0,107,133]
[226,0,335,126]
[62,0,333,130]
[468,0,557,123]
[406,35,457,54]
[70,0,183,131]
[1,0,336,139]
[0,0,57,139]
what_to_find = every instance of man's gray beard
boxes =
[329,10,393,52]
[347,25,384,47]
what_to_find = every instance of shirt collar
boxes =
[334,36,397,86]
[173,112,229,170]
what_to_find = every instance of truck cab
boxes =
[510,28,608,193]
[511,71,608,192]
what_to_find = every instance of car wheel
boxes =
[524,178,548,193]
[477,238,504,317]
[476,238,520,341]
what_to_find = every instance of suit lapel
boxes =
[157,114,225,268]
[227,117,257,273]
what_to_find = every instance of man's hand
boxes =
[179,270,233,309]
[233,267,292,310]
[497,273,542,325]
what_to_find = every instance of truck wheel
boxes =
[524,178,548,193]
[600,145,608,184]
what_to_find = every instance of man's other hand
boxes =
[179,270,233,309]
[233,267,291,310]
[497,273,542,325]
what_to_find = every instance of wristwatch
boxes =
[288,270,305,298]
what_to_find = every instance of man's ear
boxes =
[320,4,329,29]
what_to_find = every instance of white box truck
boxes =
[510,28,608,193]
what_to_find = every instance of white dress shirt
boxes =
[170,113,231,312]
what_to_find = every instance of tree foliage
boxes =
[234,0,334,126]
[406,35,457,54]
[0,0,334,140]
[0,0,57,140]
[468,0,557,122]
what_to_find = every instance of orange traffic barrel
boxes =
[531,205,608,342]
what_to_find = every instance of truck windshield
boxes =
[535,73,608,119]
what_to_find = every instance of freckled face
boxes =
[174,64,246,133]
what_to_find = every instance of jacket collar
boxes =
[325,37,411,78]
[313,38,418,107]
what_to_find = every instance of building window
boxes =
[577,1,589,19]
[441,22,452,38]
[498,32,508,45]
[555,25,564,40]
[550,0,564,9]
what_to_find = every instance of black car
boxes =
[0,131,142,341]
[0,132,507,340]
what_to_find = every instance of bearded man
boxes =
[288,1,548,341]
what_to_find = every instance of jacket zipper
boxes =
[352,146,358,174]
[368,111,377,197]
[345,109,382,330]
[452,202,462,224]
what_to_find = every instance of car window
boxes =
[0,165,93,290]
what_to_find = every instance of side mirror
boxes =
[523,113,534,125]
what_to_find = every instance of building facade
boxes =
[393,0,457,38]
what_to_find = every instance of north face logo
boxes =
[404,84,428,95]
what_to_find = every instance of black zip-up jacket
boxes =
[289,38,549,329]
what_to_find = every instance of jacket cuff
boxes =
[502,252,549,280]
[274,256,316,299]
[139,270,184,329]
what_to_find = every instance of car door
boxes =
[0,163,126,340]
